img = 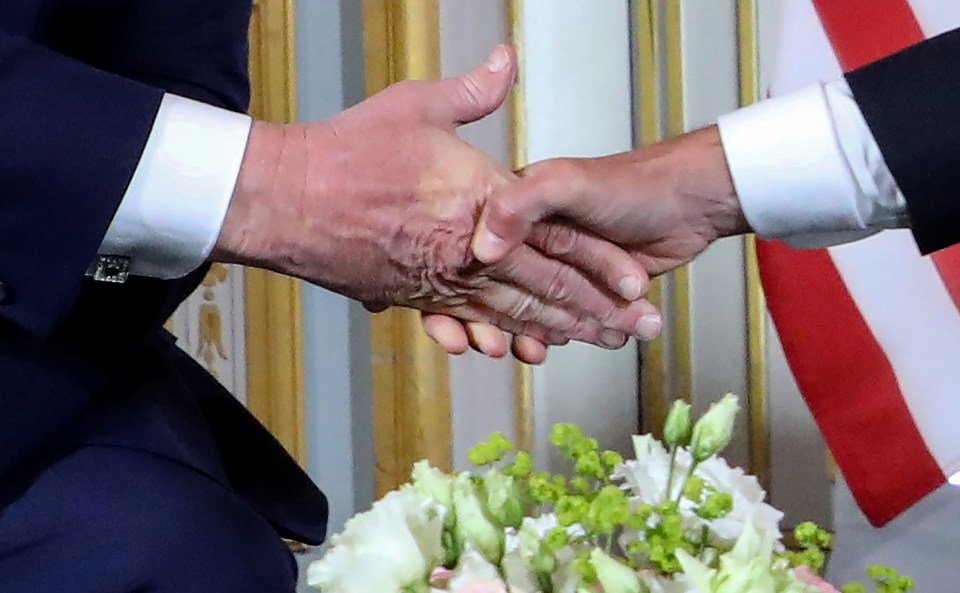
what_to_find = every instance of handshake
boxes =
[214,45,751,364]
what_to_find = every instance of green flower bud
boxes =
[696,492,733,520]
[570,476,591,494]
[468,433,515,466]
[602,450,624,469]
[489,432,514,456]
[556,495,589,527]
[411,460,453,509]
[575,451,604,480]
[506,451,533,478]
[689,393,739,462]
[589,549,641,593]
[543,527,569,552]
[574,555,599,584]
[682,476,704,502]
[663,400,693,447]
[840,584,866,593]
[482,469,523,528]
[527,472,555,504]
[793,521,818,545]
[451,474,502,564]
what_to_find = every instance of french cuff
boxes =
[718,83,864,239]
[92,93,253,280]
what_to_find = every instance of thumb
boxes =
[472,167,557,264]
[430,44,516,127]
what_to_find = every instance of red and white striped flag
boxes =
[759,0,960,526]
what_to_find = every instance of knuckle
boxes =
[509,294,542,323]
[544,266,577,305]
[487,196,523,227]
[541,224,579,256]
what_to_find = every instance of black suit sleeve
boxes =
[0,31,162,337]
[847,27,960,255]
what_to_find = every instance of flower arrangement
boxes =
[308,394,912,593]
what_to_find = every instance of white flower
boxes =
[589,549,641,593]
[695,456,782,544]
[614,436,782,546]
[502,515,583,593]
[638,571,695,593]
[613,434,676,501]
[447,547,503,593]
[307,487,444,593]
[452,474,503,564]
[413,460,454,509]
[675,515,812,593]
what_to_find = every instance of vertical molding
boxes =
[634,0,670,436]
[737,0,770,490]
[665,0,692,408]
[506,0,534,455]
[362,0,452,498]
[243,0,307,465]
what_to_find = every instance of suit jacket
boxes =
[847,27,960,254]
[0,0,327,544]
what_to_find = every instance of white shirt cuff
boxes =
[717,79,909,247]
[95,94,252,279]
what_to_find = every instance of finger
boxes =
[464,282,646,348]
[422,302,568,347]
[472,159,586,263]
[422,314,470,354]
[464,323,509,358]
[511,335,549,365]
[428,44,516,128]
[527,221,649,301]
[490,243,652,339]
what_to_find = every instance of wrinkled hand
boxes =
[214,46,657,348]
[421,127,750,363]
[472,126,752,282]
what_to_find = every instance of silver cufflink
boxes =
[92,255,131,284]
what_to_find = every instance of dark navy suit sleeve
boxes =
[0,0,252,339]
[0,31,161,337]
[846,27,960,255]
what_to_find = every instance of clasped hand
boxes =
[215,44,752,363]
[215,45,661,364]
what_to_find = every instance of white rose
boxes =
[307,487,445,593]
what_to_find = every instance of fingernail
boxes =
[473,228,506,262]
[601,329,627,349]
[618,276,644,301]
[484,45,509,72]
[635,314,662,341]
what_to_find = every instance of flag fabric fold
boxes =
[759,0,960,526]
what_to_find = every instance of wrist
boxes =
[212,121,303,269]
[680,126,752,239]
